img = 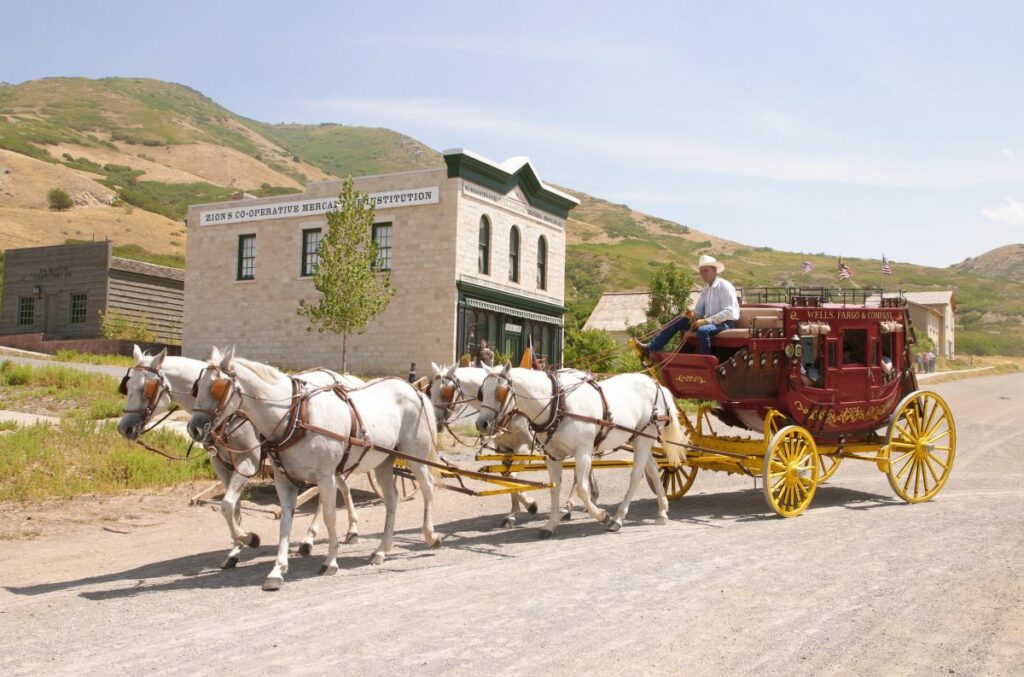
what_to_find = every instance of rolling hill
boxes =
[1,77,1022,355]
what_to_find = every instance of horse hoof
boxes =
[527,502,539,515]
[607,520,622,533]
[430,534,443,549]
[370,553,386,565]
[501,517,516,528]
[318,564,338,576]
[297,542,312,557]
[655,516,668,526]
[343,533,359,545]
[538,529,553,540]
[220,556,239,570]
[560,511,573,522]
[247,533,261,548]
[262,577,283,592]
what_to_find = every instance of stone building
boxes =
[183,149,578,375]
[0,241,184,343]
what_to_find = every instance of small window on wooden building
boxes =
[69,293,88,324]
[17,297,34,326]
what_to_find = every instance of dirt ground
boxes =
[1,373,1022,675]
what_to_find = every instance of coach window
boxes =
[509,226,520,283]
[69,293,88,324]
[478,215,490,275]
[237,234,256,280]
[17,296,34,326]
[536,235,547,290]
[372,222,392,271]
[842,329,867,365]
[301,228,322,276]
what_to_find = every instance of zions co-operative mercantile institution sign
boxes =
[198,187,440,226]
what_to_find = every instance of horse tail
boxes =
[416,390,445,486]
[657,385,687,467]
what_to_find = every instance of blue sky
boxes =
[3,1,1023,267]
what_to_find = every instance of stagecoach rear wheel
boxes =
[817,454,843,482]
[367,467,419,503]
[883,391,956,503]
[762,425,819,518]
[651,464,697,500]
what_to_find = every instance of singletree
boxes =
[297,178,393,371]
[47,187,73,211]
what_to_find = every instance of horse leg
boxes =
[644,453,670,524]
[572,451,610,525]
[263,472,297,591]
[609,441,654,532]
[298,501,323,557]
[338,475,360,544]
[370,460,398,565]
[209,456,250,569]
[540,457,564,539]
[407,461,442,548]
[317,473,340,576]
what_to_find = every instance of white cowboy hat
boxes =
[697,254,725,273]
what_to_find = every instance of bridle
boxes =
[427,373,465,422]
[190,364,241,425]
[477,373,515,429]
[119,365,171,426]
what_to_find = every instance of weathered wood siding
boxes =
[0,241,111,338]
[107,271,184,343]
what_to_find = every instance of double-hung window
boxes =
[237,234,256,280]
[69,293,88,324]
[372,223,392,271]
[17,297,34,326]
[301,228,322,276]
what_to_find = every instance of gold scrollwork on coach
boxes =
[675,374,706,385]
[793,400,891,427]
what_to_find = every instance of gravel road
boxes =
[1,373,1021,675]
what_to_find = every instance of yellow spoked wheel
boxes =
[659,464,698,500]
[763,409,786,439]
[817,454,843,482]
[763,425,819,518]
[884,391,956,503]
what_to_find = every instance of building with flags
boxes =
[184,149,577,375]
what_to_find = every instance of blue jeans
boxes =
[648,317,736,355]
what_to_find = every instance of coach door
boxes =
[837,327,871,401]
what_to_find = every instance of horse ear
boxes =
[150,347,167,371]
[445,363,457,378]
[501,362,511,377]
[132,344,144,362]
[430,361,441,377]
[220,345,236,371]
[209,346,223,364]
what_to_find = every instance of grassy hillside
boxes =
[1,76,1022,355]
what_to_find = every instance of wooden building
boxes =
[0,241,184,343]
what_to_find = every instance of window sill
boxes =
[233,278,256,284]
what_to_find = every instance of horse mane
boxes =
[232,356,288,384]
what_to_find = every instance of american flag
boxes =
[882,255,893,275]
[801,260,814,274]
[838,259,854,280]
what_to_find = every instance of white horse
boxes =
[187,347,442,591]
[428,363,538,526]
[116,346,363,569]
[475,365,686,537]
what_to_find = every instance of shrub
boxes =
[0,361,32,386]
[99,309,156,342]
[47,187,73,211]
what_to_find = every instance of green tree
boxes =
[297,177,393,371]
[564,328,619,372]
[628,262,696,344]
[47,187,73,211]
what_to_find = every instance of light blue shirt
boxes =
[694,276,740,324]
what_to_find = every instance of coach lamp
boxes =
[785,334,803,365]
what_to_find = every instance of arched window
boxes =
[478,215,490,275]
[508,226,520,283]
[536,235,547,290]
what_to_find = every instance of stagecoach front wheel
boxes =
[654,463,698,500]
[883,391,956,503]
[762,425,819,518]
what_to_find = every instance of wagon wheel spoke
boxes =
[762,426,817,518]
[885,391,955,504]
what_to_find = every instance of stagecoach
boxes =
[470,287,955,518]
[638,287,955,517]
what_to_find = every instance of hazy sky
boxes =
[3,1,1023,267]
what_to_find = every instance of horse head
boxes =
[187,346,242,445]
[475,362,513,435]
[116,344,171,440]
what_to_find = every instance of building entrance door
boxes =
[44,293,61,335]
[504,333,522,363]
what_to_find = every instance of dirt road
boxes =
[1,373,1022,675]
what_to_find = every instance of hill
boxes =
[1,77,1022,355]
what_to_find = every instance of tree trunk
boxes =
[342,332,348,372]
